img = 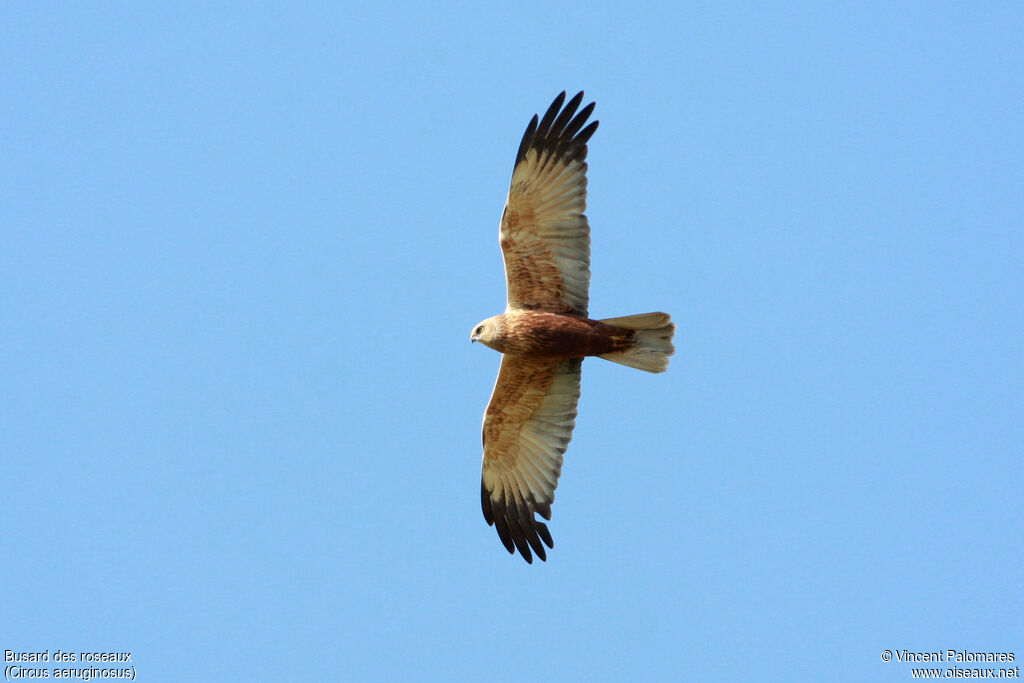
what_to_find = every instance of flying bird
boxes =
[472,91,675,563]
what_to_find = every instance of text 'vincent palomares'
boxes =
[894,650,1015,663]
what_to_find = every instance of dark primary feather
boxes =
[513,90,599,169]
[481,480,554,564]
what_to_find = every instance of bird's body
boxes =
[472,91,675,563]
[473,311,634,360]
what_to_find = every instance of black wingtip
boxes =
[481,479,494,525]
[513,91,597,168]
[482,479,556,564]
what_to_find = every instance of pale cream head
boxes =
[470,316,502,349]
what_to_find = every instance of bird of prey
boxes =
[471,91,675,563]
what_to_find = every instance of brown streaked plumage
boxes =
[482,311,634,359]
[472,91,676,563]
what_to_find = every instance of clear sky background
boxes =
[2,2,1021,681]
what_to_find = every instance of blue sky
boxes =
[2,2,1021,681]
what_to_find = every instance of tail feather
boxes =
[598,312,675,373]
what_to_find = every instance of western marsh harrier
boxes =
[472,91,675,563]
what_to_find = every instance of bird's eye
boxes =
[475,325,484,335]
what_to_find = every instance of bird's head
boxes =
[470,316,502,349]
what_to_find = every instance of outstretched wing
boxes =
[500,91,598,317]
[481,356,582,563]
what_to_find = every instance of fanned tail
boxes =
[598,312,675,373]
